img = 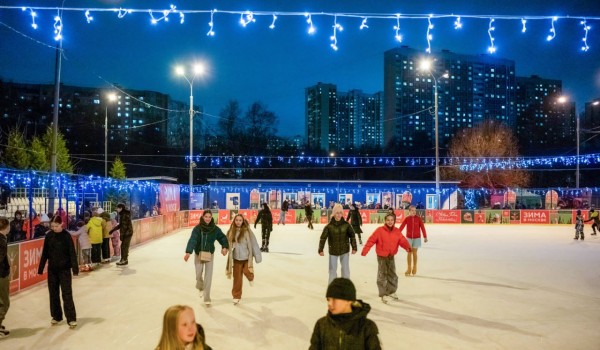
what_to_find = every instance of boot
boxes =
[358,235,363,245]
[260,239,266,252]
[264,239,269,253]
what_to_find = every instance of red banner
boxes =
[189,210,203,226]
[521,210,550,224]
[19,239,46,290]
[159,184,180,213]
[432,210,462,223]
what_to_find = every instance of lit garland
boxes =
[2,5,596,53]
[187,153,600,170]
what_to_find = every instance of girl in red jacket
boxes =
[398,206,428,276]
[361,213,411,304]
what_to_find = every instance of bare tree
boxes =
[443,120,530,188]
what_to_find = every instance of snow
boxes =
[3,223,600,349]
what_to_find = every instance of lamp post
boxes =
[420,58,448,209]
[175,64,205,202]
[105,93,117,178]
[558,96,578,188]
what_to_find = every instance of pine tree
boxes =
[3,128,30,169]
[42,127,74,173]
[109,156,126,179]
[29,136,49,171]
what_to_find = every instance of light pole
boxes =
[558,96,578,188]
[105,93,117,178]
[420,58,448,209]
[175,64,205,202]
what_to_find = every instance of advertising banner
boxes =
[139,217,152,243]
[521,210,550,224]
[189,210,203,226]
[19,239,45,290]
[432,210,461,224]
[550,210,573,224]
[460,210,475,224]
[217,210,232,225]
[159,184,180,213]
[8,244,20,294]
[509,210,521,224]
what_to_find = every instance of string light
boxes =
[426,15,433,53]
[53,14,62,41]
[269,14,277,29]
[546,16,557,41]
[240,11,255,27]
[487,18,496,53]
[179,11,184,24]
[581,19,590,51]
[305,13,315,34]
[454,16,462,29]
[394,14,402,42]
[21,7,37,29]
[207,9,216,36]
[521,18,527,33]
[330,15,343,51]
[149,4,176,25]
[85,10,93,24]
[360,17,368,30]
[116,8,132,19]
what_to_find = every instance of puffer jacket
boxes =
[255,209,273,231]
[319,218,357,255]
[309,300,381,350]
[361,224,411,257]
[86,216,105,244]
[346,208,363,234]
[112,208,133,237]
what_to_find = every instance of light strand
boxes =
[487,18,496,53]
[546,16,557,41]
[21,7,37,29]
[269,14,277,29]
[207,9,216,36]
[240,11,255,27]
[581,19,590,51]
[115,8,132,19]
[85,10,93,23]
[149,4,176,25]
[394,14,402,42]
[360,17,368,30]
[521,18,527,33]
[305,13,315,34]
[426,15,433,53]
[454,16,462,29]
[53,14,62,41]
[330,15,343,51]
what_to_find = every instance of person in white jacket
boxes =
[69,221,93,272]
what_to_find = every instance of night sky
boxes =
[1,0,599,137]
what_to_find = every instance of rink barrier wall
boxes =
[6,209,588,295]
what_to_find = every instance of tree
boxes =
[244,101,278,155]
[29,136,49,171]
[109,156,126,179]
[42,126,74,173]
[3,128,30,169]
[443,120,530,188]
[217,100,242,153]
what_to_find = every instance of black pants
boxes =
[121,234,132,261]
[261,227,271,242]
[47,269,76,323]
[91,244,102,263]
[306,216,313,229]
[102,237,111,260]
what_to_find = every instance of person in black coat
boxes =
[305,203,314,230]
[346,203,363,245]
[254,203,273,252]
[8,210,26,243]
[110,203,134,266]
[38,216,79,328]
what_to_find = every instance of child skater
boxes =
[69,221,93,272]
[225,214,262,305]
[109,212,121,261]
[398,205,428,276]
[318,204,357,285]
[361,213,411,303]
[309,278,381,350]
[155,305,211,350]
[38,216,79,328]
[574,210,584,240]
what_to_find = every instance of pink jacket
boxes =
[361,224,411,257]
[398,215,427,239]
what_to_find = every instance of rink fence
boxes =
[6,208,590,296]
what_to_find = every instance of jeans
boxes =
[328,253,350,285]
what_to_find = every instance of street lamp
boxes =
[105,93,117,178]
[558,96,579,188]
[420,58,448,209]
[175,63,205,201]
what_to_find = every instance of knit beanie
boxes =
[326,278,356,301]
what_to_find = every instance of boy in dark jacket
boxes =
[309,278,381,350]
[255,203,273,252]
[110,203,133,266]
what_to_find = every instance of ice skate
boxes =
[381,295,390,304]
[233,298,240,305]
[51,319,60,325]
[411,266,417,276]
[574,236,579,240]
[388,293,399,300]
[116,260,128,266]
[204,301,212,307]
[68,321,77,328]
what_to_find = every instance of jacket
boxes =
[282,200,289,211]
[9,211,26,242]
[346,208,363,234]
[305,205,314,218]
[185,219,229,255]
[398,215,427,239]
[86,216,105,244]
[70,225,92,250]
[255,209,273,231]
[361,224,411,257]
[33,223,49,240]
[319,218,357,256]
[585,210,599,224]
[226,227,262,279]
[111,208,133,236]
[309,300,381,350]
[23,215,41,240]
[38,229,79,275]
[0,234,9,278]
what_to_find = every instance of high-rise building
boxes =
[383,46,516,151]
[582,98,600,152]
[305,83,337,152]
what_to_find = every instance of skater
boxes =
[184,210,229,306]
[155,305,211,350]
[37,216,79,328]
[318,204,357,285]
[584,208,599,236]
[225,214,262,305]
[0,218,11,338]
[278,198,289,225]
[86,209,105,267]
[109,212,121,261]
[346,202,364,245]
[305,202,314,230]
[574,210,584,240]
[309,278,381,350]
[361,213,411,304]
[69,221,93,272]
[110,203,133,266]
[398,205,428,276]
[254,203,273,252]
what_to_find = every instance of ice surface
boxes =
[3,224,600,349]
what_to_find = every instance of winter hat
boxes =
[40,213,51,222]
[326,278,356,301]
[96,207,104,214]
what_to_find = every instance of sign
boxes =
[159,184,181,213]
[19,239,45,290]
[432,210,461,224]
[521,210,550,224]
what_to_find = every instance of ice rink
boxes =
[3,223,600,349]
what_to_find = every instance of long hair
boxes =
[227,214,249,243]
[156,305,204,350]
[261,202,271,213]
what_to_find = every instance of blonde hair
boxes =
[330,203,344,219]
[156,305,204,350]
[226,214,250,243]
